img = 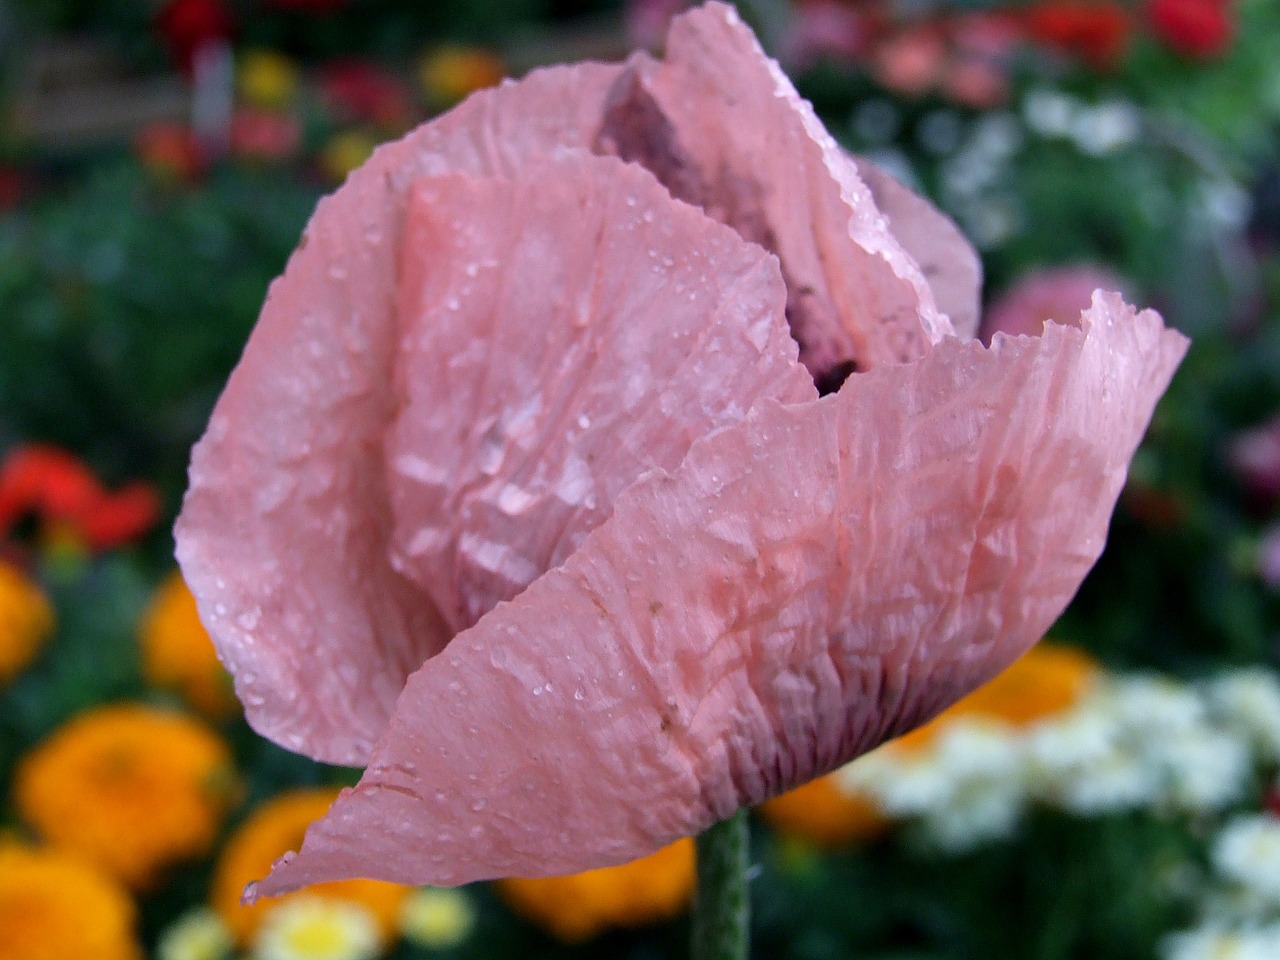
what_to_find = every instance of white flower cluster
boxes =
[158,886,477,960]
[835,668,1280,853]
[1160,812,1280,959]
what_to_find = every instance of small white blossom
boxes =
[1161,923,1280,960]
[253,897,382,960]
[1214,815,1280,906]
[1203,670,1280,762]
[158,908,233,960]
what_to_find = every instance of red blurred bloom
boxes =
[230,109,302,162]
[1026,0,1132,68]
[1146,0,1233,60]
[0,167,25,212]
[136,124,208,183]
[1227,415,1280,506]
[0,446,160,551]
[319,61,413,130]
[155,0,234,74]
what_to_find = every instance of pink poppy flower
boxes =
[175,2,1186,893]
[979,264,1129,344]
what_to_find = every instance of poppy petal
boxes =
[255,293,1186,892]
[387,157,812,634]
[597,2,952,381]
[175,62,626,766]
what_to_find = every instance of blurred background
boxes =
[3,1,1280,958]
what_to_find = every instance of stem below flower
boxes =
[692,809,750,960]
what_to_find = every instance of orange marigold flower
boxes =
[140,571,238,718]
[757,773,888,848]
[14,705,239,889]
[891,642,1102,754]
[212,788,411,947]
[0,840,142,960]
[496,839,695,943]
[0,559,54,684]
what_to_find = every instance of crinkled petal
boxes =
[256,294,1186,892]
[386,155,813,634]
[853,157,982,341]
[175,62,626,766]
[596,2,952,382]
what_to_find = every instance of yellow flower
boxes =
[253,896,381,960]
[399,887,476,949]
[238,50,298,110]
[0,559,54,684]
[417,46,505,109]
[140,571,238,718]
[0,840,142,960]
[14,704,239,889]
[889,642,1101,753]
[757,772,888,848]
[496,839,695,943]
[158,907,233,960]
[319,131,377,184]
[212,788,410,947]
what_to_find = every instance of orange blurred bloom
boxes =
[140,571,238,718]
[496,839,695,942]
[212,788,411,947]
[890,642,1102,754]
[0,840,142,960]
[14,705,239,889]
[0,559,54,685]
[757,774,888,847]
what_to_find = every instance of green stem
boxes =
[692,809,750,960]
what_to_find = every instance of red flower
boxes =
[0,445,160,551]
[1026,1,1132,68]
[155,0,234,74]
[1146,0,1233,60]
[318,61,413,130]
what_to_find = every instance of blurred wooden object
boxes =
[9,38,189,150]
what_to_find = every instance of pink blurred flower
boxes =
[1228,416,1280,506]
[176,2,1184,894]
[980,265,1129,344]
[779,1,868,70]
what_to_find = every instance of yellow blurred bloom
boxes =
[158,907,233,960]
[254,896,380,960]
[399,887,476,949]
[418,46,505,108]
[319,131,377,184]
[0,840,142,960]
[890,642,1102,753]
[496,838,695,943]
[238,50,298,110]
[757,772,888,847]
[0,559,54,684]
[14,705,239,889]
[140,571,238,718]
[212,788,411,947]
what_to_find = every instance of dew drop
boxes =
[471,798,488,812]
[573,688,585,702]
